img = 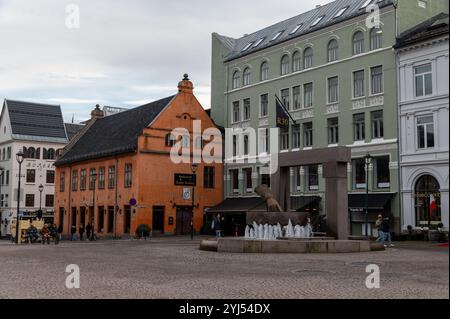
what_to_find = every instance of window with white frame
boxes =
[304,47,313,69]
[352,158,366,189]
[243,168,253,192]
[232,101,240,123]
[303,122,313,147]
[374,156,390,189]
[243,98,251,121]
[281,55,290,75]
[371,66,383,94]
[328,76,339,103]
[295,166,302,191]
[353,113,365,141]
[370,28,383,50]
[327,39,338,62]
[259,128,268,154]
[292,86,301,110]
[281,88,290,110]
[306,165,319,191]
[303,83,313,108]
[243,68,251,86]
[292,51,301,72]
[260,62,269,81]
[232,135,238,157]
[353,31,364,55]
[327,117,339,145]
[415,64,433,97]
[243,135,249,156]
[232,71,240,89]
[353,70,365,98]
[371,110,384,139]
[417,115,435,149]
[280,127,289,151]
[292,124,301,149]
[260,94,268,117]
[231,169,239,193]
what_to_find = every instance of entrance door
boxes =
[152,206,165,235]
[80,207,86,228]
[107,206,114,234]
[124,205,131,234]
[59,208,64,230]
[176,207,192,235]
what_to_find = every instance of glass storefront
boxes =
[414,175,441,227]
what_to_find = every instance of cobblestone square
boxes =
[0,238,448,299]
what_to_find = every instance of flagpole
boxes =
[275,94,297,124]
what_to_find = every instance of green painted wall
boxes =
[397,0,449,35]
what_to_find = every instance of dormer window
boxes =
[334,6,348,18]
[253,38,265,48]
[290,24,303,35]
[271,31,284,41]
[241,42,254,52]
[311,15,324,27]
[360,0,373,9]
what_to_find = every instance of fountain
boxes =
[244,218,313,240]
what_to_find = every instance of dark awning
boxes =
[348,193,395,210]
[206,197,266,214]
[291,196,322,212]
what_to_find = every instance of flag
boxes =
[430,194,437,216]
[275,96,290,129]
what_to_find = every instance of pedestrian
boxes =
[214,214,222,239]
[86,223,92,241]
[381,217,394,248]
[79,224,85,241]
[51,224,59,245]
[190,217,194,240]
[57,224,63,241]
[28,223,39,243]
[71,224,77,241]
[375,215,385,244]
[41,224,51,245]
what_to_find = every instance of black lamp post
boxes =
[15,150,24,244]
[91,172,97,241]
[38,184,44,219]
[190,163,198,240]
[0,168,4,238]
[364,153,372,238]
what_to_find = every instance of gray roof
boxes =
[5,99,68,143]
[222,0,393,62]
[55,95,175,166]
[395,13,449,48]
[64,123,85,141]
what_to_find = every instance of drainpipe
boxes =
[67,166,72,239]
[114,156,119,239]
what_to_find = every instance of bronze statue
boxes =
[255,185,282,212]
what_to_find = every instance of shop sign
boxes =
[174,174,196,186]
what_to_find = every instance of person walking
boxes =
[214,214,222,239]
[86,223,92,241]
[71,224,77,241]
[190,217,194,240]
[50,224,59,245]
[41,225,51,245]
[381,217,395,248]
[375,215,385,244]
[79,224,85,241]
[57,225,63,242]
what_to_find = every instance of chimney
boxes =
[91,104,105,119]
[178,74,194,94]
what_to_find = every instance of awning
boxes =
[291,196,322,212]
[206,197,267,214]
[348,193,395,210]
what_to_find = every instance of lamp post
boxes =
[0,168,4,238]
[364,153,372,238]
[38,184,44,220]
[90,172,97,241]
[190,163,198,240]
[15,150,24,244]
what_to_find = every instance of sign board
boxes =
[129,198,137,206]
[174,174,196,186]
[183,188,191,200]
[168,217,174,226]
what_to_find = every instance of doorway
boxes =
[107,206,114,234]
[152,206,165,235]
[80,207,86,228]
[59,208,64,230]
[124,205,131,234]
[176,206,192,235]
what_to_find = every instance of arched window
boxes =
[327,39,338,62]
[47,148,56,160]
[415,175,441,227]
[243,67,251,86]
[232,71,240,89]
[28,147,36,159]
[260,62,269,81]
[292,51,301,72]
[303,47,313,69]
[165,133,176,147]
[353,31,364,55]
[370,28,383,50]
[281,55,290,75]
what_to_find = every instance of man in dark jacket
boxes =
[381,218,394,248]
[71,224,77,241]
[85,223,92,241]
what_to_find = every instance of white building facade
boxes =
[0,100,69,237]
[396,14,449,230]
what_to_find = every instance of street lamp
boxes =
[190,163,198,240]
[90,172,97,241]
[15,150,24,244]
[38,184,44,220]
[364,153,372,238]
[0,168,4,238]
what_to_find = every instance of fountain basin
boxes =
[217,238,371,254]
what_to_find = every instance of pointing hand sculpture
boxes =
[255,185,282,212]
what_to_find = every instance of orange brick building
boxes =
[54,76,223,238]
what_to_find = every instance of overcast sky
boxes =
[0,0,330,122]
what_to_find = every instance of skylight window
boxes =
[290,24,303,35]
[241,42,254,52]
[311,15,324,27]
[253,38,265,48]
[334,6,349,18]
[360,0,373,9]
[271,31,284,41]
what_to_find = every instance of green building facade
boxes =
[211,0,448,235]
